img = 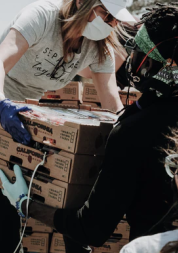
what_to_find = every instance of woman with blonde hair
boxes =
[0,0,135,145]
[0,0,135,252]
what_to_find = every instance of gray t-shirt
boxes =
[0,0,115,100]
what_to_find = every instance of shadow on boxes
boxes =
[91,220,130,253]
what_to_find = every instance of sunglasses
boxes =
[100,5,116,23]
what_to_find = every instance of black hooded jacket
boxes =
[54,93,177,250]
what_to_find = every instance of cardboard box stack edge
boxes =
[49,221,131,253]
[82,83,141,106]
[0,82,140,252]
[0,100,115,252]
[39,81,141,109]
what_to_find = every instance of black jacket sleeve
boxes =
[53,116,146,247]
[54,99,175,247]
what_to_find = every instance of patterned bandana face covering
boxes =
[135,25,178,91]
[135,25,167,64]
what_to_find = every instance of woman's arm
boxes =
[0,28,29,98]
[0,60,5,99]
[91,72,123,112]
[22,200,57,228]
[78,52,127,79]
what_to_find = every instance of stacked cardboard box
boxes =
[0,160,52,252]
[92,220,130,252]
[0,103,118,252]
[21,219,53,252]
[39,82,100,111]
[50,233,65,253]
[39,81,83,109]
[23,218,53,233]
[82,83,141,107]
[0,161,130,252]
[40,82,142,110]
[0,138,104,208]
[22,232,49,252]
[49,220,130,253]
[82,83,101,109]
[28,81,142,112]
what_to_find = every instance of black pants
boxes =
[0,191,20,253]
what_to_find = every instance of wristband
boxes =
[16,194,32,218]
[136,100,142,110]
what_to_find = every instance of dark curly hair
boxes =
[135,2,178,61]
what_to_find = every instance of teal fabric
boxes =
[135,25,167,64]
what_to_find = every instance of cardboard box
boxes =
[39,102,79,109]
[22,233,49,253]
[18,114,113,155]
[82,83,142,106]
[25,99,39,105]
[61,100,79,106]
[45,150,103,185]
[92,238,129,252]
[0,135,102,185]
[0,165,92,208]
[23,218,53,233]
[49,149,103,184]
[41,82,83,102]
[50,233,66,253]
[0,127,12,138]
[114,221,130,239]
[0,135,44,171]
[83,83,100,103]
[119,87,142,105]
[0,158,8,166]
[81,102,101,109]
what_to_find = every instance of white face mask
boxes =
[82,10,114,41]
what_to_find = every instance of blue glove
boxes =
[0,99,31,145]
[0,165,28,207]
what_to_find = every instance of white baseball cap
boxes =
[100,0,136,24]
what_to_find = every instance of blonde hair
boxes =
[60,0,131,63]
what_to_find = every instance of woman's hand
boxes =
[0,99,31,145]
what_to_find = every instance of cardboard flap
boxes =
[64,121,80,129]
[23,233,49,253]
[23,218,53,233]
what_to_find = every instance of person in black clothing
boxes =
[1,3,178,253]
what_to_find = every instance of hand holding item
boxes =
[0,165,29,217]
[0,99,31,145]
